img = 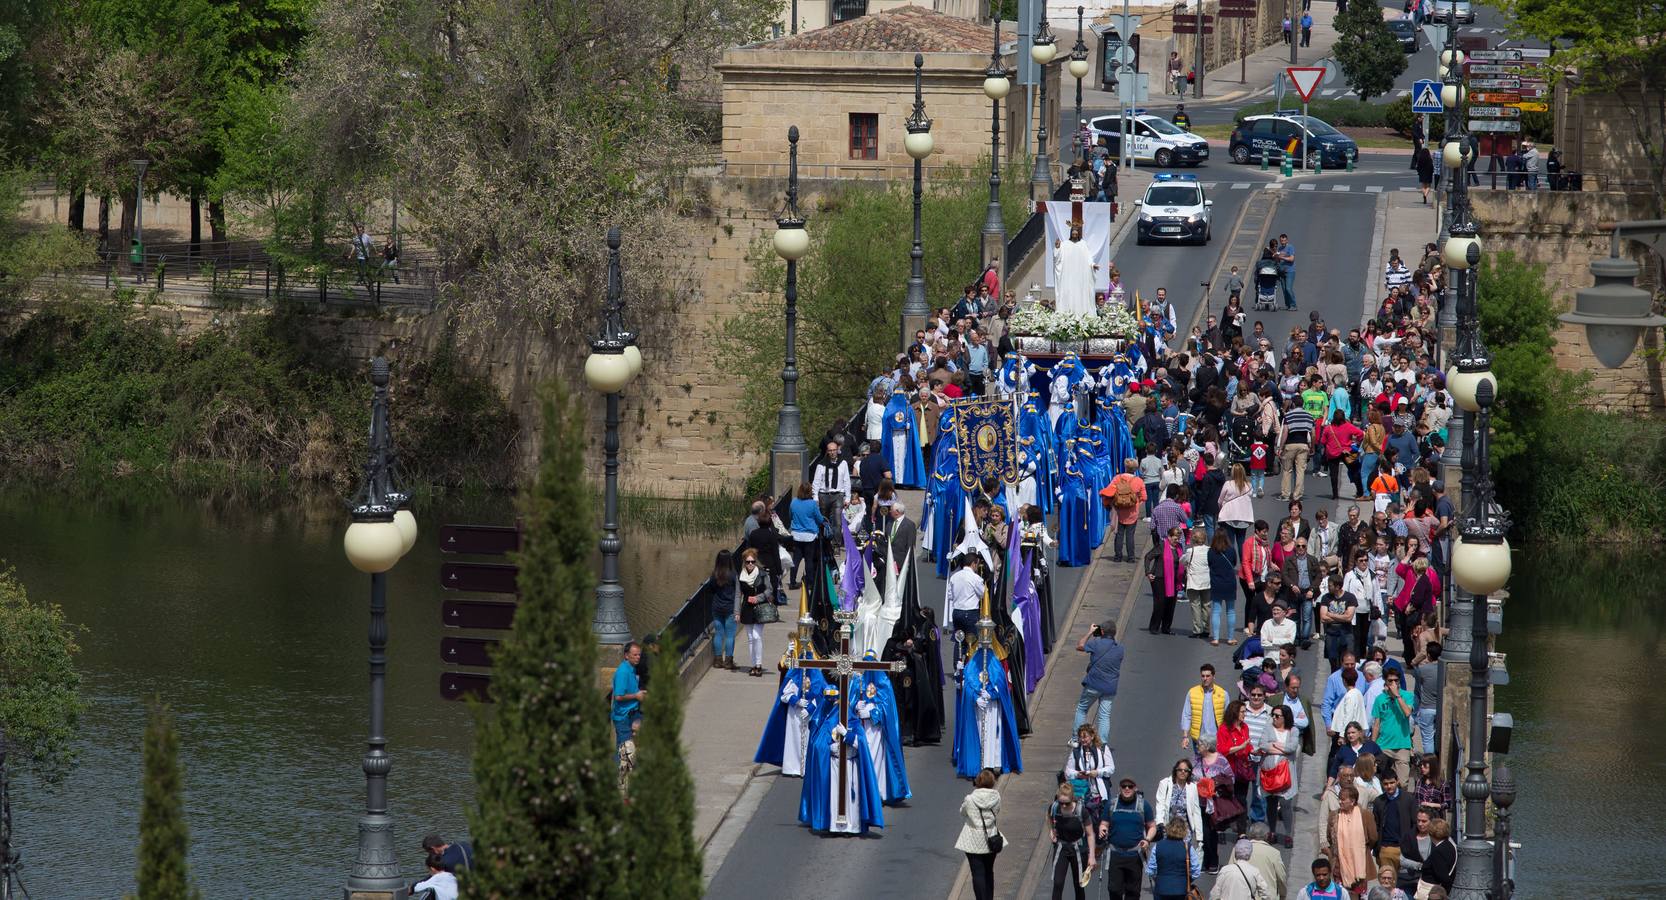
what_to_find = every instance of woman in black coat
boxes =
[1414,146,1435,204]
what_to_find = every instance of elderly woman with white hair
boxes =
[1208,839,1272,900]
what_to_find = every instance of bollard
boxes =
[1261,152,1269,172]
[1280,157,1293,178]
[1347,154,1355,173]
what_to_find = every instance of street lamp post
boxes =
[585,228,642,644]
[342,356,416,898]
[1069,7,1091,168]
[982,16,1012,282]
[1560,220,1666,368]
[771,128,810,502]
[1491,763,1517,899]
[1030,11,1057,201]
[902,54,935,350]
[130,159,149,282]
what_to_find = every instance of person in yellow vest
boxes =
[1178,663,1231,754]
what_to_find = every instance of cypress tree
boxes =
[465,382,625,899]
[623,635,701,897]
[133,697,199,900]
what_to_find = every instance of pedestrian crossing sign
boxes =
[1412,79,1444,114]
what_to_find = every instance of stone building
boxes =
[779,0,980,37]
[717,6,1052,177]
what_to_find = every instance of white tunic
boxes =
[856,698,889,800]
[976,689,1003,770]
[1053,238,1099,315]
[781,679,812,777]
[825,727,864,834]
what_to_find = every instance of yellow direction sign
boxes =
[1510,101,1549,113]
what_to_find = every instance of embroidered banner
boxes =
[950,397,1020,492]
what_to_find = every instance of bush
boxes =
[1383,94,1443,141]
[1233,98,1393,127]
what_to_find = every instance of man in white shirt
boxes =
[412,854,459,900]
[943,553,986,639]
[812,441,852,522]
[1259,602,1296,649]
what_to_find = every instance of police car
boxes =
[1227,114,1359,170]
[1087,111,1211,167]
[1134,173,1212,245]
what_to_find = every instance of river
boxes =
[2,488,1657,897]
[2,486,726,898]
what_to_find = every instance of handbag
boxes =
[1260,758,1292,794]
[1184,846,1205,900]
[754,596,780,624]
[977,806,1004,854]
[1230,862,1271,900]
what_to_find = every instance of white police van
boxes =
[1134,173,1212,245]
[1087,111,1211,167]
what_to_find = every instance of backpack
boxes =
[1113,477,1139,510]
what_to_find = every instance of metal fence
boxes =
[69,242,447,310]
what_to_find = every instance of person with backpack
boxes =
[1101,778,1157,900]
[1047,782,1097,900]
[1103,459,1146,562]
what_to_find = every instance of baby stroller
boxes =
[1253,257,1280,311]
[1227,415,1255,467]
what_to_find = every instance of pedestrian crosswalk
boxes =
[1317,87,1411,98]
[1198,181,1420,194]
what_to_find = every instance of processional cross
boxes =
[787,608,904,827]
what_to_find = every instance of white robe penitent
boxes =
[976,689,1003,770]
[825,730,864,835]
[1053,239,1098,315]
[782,679,812,777]
[856,699,890,800]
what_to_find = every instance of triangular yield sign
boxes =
[1286,66,1325,102]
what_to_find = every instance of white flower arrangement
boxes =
[1008,304,1138,343]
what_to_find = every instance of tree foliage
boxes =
[288,0,779,338]
[0,169,96,304]
[1333,2,1408,101]
[131,697,200,900]
[0,566,83,780]
[623,635,701,898]
[721,159,1033,450]
[465,381,625,899]
[1504,0,1666,219]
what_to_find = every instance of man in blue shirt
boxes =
[1103,778,1156,900]
[1276,233,1297,309]
[1073,621,1124,746]
[611,642,647,746]
[966,328,992,396]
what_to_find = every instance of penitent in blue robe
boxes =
[950,646,1024,778]
[1084,430,1110,549]
[855,662,911,804]
[799,690,886,834]
[930,431,965,580]
[755,664,829,767]
[1057,446,1092,568]
[881,391,927,489]
[1019,399,1055,514]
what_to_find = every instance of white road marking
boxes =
[1231,182,1251,189]
[1366,185,1384,193]
[1297,183,1316,191]
[1331,185,1352,191]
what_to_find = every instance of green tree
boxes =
[465,381,625,900]
[623,636,700,897]
[0,566,83,780]
[0,168,96,306]
[1333,1,1408,101]
[1503,0,1666,218]
[1476,251,1574,472]
[131,697,200,900]
[721,159,1032,449]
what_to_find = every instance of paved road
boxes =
[707,184,1383,899]
[704,523,1092,900]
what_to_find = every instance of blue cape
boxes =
[857,657,911,803]
[754,663,829,767]
[1057,447,1092,568]
[930,432,965,579]
[1019,401,1056,514]
[881,392,927,488]
[799,689,886,833]
[951,647,1024,778]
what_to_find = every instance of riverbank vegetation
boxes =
[1478,252,1666,541]
[0,299,517,491]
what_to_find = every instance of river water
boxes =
[2,487,724,898]
[2,488,1656,897]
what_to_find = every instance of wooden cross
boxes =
[787,608,904,827]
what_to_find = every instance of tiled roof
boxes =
[759,6,996,54]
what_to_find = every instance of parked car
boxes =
[1227,114,1359,170]
[1387,19,1420,53]
[1086,112,1211,167]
